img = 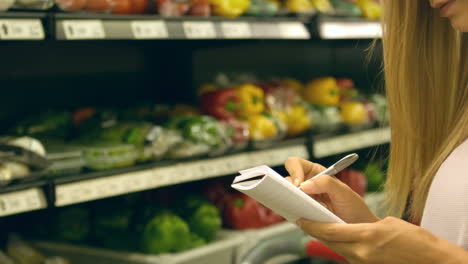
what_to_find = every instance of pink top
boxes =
[421,138,468,249]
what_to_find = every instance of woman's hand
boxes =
[297,217,468,264]
[285,157,379,223]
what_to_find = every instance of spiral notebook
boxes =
[231,165,345,224]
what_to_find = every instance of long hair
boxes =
[381,0,468,221]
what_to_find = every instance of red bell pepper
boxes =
[200,89,241,120]
[336,169,367,197]
[223,192,284,229]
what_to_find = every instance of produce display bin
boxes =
[34,231,243,264]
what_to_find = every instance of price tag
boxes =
[0,19,44,40]
[0,188,47,217]
[183,22,216,39]
[320,22,382,39]
[278,22,310,39]
[221,22,252,39]
[131,21,168,39]
[62,20,105,40]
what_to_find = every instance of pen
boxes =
[299,153,359,188]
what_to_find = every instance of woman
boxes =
[285,0,468,263]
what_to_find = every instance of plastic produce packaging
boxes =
[82,144,138,170]
[56,0,150,13]
[13,0,54,9]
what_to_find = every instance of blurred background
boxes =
[0,0,387,263]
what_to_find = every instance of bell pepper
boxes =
[336,169,367,197]
[247,114,277,140]
[355,0,381,19]
[310,0,334,13]
[304,77,340,106]
[330,0,361,16]
[246,0,279,16]
[237,83,265,116]
[285,105,311,137]
[336,78,359,102]
[339,101,367,125]
[210,0,250,18]
[223,193,283,229]
[285,0,314,14]
[200,89,241,120]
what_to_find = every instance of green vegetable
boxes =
[188,204,221,242]
[189,233,206,248]
[141,211,192,254]
[167,116,225,147]
[175,195,221,242]
[364,163,386,192]
[52,206,90,242]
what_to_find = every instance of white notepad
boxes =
[231,165,345,224]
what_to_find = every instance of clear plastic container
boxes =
[82,144,138,171]
[0,0,15,11]
[13,0,55,10]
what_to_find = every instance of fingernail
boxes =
[294,178,300,186]
[300,181,317,193]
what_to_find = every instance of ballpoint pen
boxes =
[299,153,359,188]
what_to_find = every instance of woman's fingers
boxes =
[300,174,354,201]
[285,157,326,186]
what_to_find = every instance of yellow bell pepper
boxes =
[310,0,334,13]
[286,0,314,14]
[210,0,251,18]
[304,77,340,106]
[237,83,265,116]
[355,0,381,19]
[247,114,277,140]
[340,101,367,125]
[286,105,311,136]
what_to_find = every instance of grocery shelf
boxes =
[33,221,300,264]
[54,13,310,40]
[0,181,48,217]
[54,139,309,206]
[311,126,390,158]
[0,126,390,217]
[0,11,383,40]
[315,15,382,39]
[0,11,46,40]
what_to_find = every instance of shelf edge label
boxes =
[0,19,45,40]
[183,21,216,39]
[131,20,168,39]
[62,20,106,40]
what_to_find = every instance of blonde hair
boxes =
[381,0,468,221]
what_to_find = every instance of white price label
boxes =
[320,22,382,39]
[131,21,168,39]
[278,22,310,39]
[0,188,47,217]
[183,22,216,39]
[62,20,105,40]
[221,22,252,39]
[0,19,44,40]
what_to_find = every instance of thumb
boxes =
[300,175,356,202]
